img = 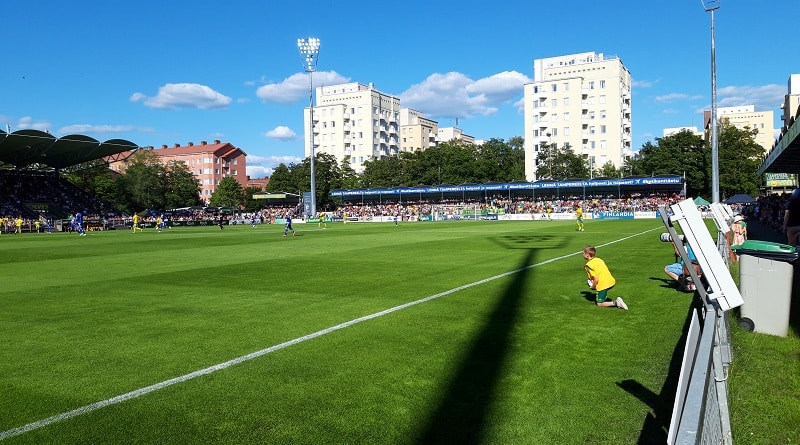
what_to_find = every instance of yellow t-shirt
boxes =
[585,257,616,291]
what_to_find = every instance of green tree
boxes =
[717,122,765,198]
[597,161,619,178]
[628,130,708,196]
[118,149,166,212]
[476,138,525,183]
[339,157,360,189]
[210,176,246,208]
[534,143,588,180]
[360,155,404,188]
[265,163,297,194]
[163,161,201,209]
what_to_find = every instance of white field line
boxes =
[0,227,659,441]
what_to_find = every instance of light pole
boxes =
[545,133,552,179]
[702,0,720,203]
[297,37,320,217]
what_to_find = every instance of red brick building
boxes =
[109,140,247,203]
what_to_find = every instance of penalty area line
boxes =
[0,226,659,441]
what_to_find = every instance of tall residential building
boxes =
[304,82,400,174]
[523,51,632,181]
[703,105,774,152]
[107,140,248,204]
[780,74,800,136]
[437,127,476,145]
[399,108,439,153]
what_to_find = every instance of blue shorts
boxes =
[665,263,683,275]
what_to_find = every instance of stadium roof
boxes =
[758,112,800,175]
[0,129,139,170]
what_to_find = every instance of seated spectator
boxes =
[665,240,701,292]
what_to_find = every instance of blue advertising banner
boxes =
[595,211,635,220]
[330,176,682,197]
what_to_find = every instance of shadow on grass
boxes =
[413,248,537,444]
[649,276,677,290]
[617,294,702,444]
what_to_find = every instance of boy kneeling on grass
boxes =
[583,245,628,310]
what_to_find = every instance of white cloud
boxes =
[632,78,658,89]
[246,154,303,179]
[131,83,232,109]
[246,165,273,179]
[57,124,146,135]
[399,70,530,120]
[716,84,785,111]
[256,71,350,104]
[691,84,787,115]
[14,116,51,132]
[264,126,297,141]
[655,93,703,103]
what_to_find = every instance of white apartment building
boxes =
[523,52,632,181]
[782,74,800,131]
[303,82,399,174]
[437,127,476,145]
[399,108,438,153]
[703,105,774,152]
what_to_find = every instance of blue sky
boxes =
[1,0,794,178]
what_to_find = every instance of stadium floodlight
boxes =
[701,0,720,203]
[297,37,321,218]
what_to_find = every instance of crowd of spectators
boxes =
[328,192,686,221]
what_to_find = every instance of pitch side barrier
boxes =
[662,200,742,445]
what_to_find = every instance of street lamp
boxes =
[702,0,720,203]
[297,37,320,217]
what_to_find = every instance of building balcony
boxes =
[343,112,351,121]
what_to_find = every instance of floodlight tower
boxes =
[702,0,720,203]
[297,37,321,217]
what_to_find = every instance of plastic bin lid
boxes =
[731,240,796,253]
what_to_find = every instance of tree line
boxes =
[67,122,765,214]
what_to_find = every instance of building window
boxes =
[564,112,570,121]
[600,125,607,134]
[600,110,607,119]
[588,81,595,89]
[600,80,606,88]
[599,95,606,104]
[563,82,569,91]
[563,97,570,106]
[551,99,557,107]
[590,126,596,134]
[552,84,557,92]
[551,128,558,136]
[564,127,570,136]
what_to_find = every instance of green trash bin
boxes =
[731,240,797,337]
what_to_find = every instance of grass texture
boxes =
[0,219,795,444]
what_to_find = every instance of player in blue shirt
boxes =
[75,212,86,236]
[283,215,295,237]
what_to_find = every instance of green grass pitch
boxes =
[0,219,729,443]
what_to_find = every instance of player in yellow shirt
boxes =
[583,246,627,310]
[576,205,584,231]
[132,214,143,232]
[318,212,328,229]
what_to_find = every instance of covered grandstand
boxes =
[330,175,684,204]
[0,128,139,223]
